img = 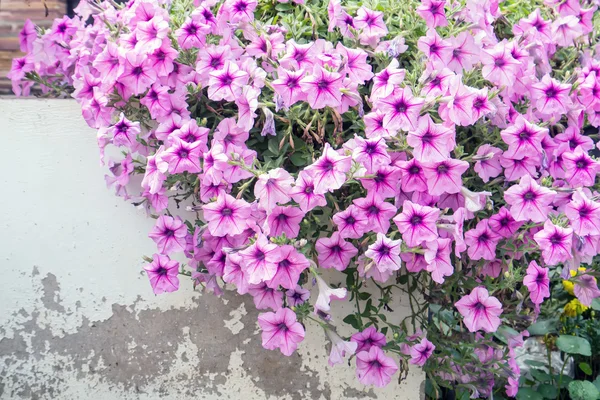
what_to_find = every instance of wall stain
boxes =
[0,270,332,399]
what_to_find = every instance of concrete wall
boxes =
[0,99,424,399]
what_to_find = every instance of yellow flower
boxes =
[563,299,588,317]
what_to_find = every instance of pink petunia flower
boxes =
[144,254,180,295]
[289,171,328,212]
[422,158,470,196]
[473,144,503,183]
[254,168,294,211]
[353,195,397,233]
[314,273,347,312]
[119,52,156,95]
[377,87,424,131]
[355,347,398,388]
[562,146,599,187]
[464,219,501,261]
[417,29,452,67]
[161,137,203,174]
[351,326,386,353]
[574,274,600,307]
[267,245,309,290]
[240,235,280,284]
[266,206,305,238]
[249,283,284,310]
[504,175,556,222]
[410,338,436,366]
[533,220,573,266]
[353,7,388,43]
[203,193,252,237]
[407,115,455,162]
[258,308,305,356]
[148,215,188,255]
[455,287,503,333]
[500,116,547,160]
[365,233,402,273]
[305,143,352,194]
[398,158,428,193]
[352,136,390,173]
[326,328,358,367]
[224,253,250,295]
[286,286,310,306]
[207,61,248,102]
[530,75,572,116]
[480,42,521,88]
[332,205,369,239]
[359,166,402,199]
[523,260,550,307]
[488,206,524,238]
[316,232,358,271]
[424,238,453,283]
[300,65,343,109]
[271,68,307,109]
[564,191,600,236]
[393,200,440,247]
[370,59,405,101]
[417,0,447,27]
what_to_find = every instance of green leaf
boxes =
[593,376,600,392]
[530,369,552,383]
[267,138,280,156]
[556,335,592,356]
[342,314,361,330]
[358,292,371,300]
[591,298,600,311]
[538,384,558,399]
[289,152,306,166]
[517,388,544,400]
[568,381,600,400]
[495,325,520,344]
[580,362,593,375]
[528,318,559,335]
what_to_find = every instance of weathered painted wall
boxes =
[0,99,424,400]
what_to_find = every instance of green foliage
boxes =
[556,336,592,357]
[568,381,600,400]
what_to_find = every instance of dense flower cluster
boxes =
[10,0,600,396]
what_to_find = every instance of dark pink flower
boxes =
[336,42,373,84]
[370,59,405,101]
[208,61,249,102]
[398,158,428,192]
[161,137,203,174]
[223,253,250,295]
[286,286,310,306]
[455,287,503,333]
[355,347,398,387]
[352,136,390,173]
[203,193,252,237]
[144,254,180,295]
[481,42,521,88]
[533,220,573,266]
[500,116,547,159]
[504,175,556,222]
[19,19,36,52]
[119,52,156,95]
[148,215,188,255]
[523,260,550,307]
[359,166,402,199]
[316,232,358,271]
[223,0,258,23]
[393,201,440,247]
[417,29,452,67]
[473,144,503,183]
[258,308,305,356]
[488,206,524,238]
[267,245,309,290]
[354,7,388,40]
[530,75,572,116]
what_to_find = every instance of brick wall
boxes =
[0,0,67,94]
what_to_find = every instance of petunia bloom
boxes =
[410,338,436,366]
[455,287,503,333]
[305,143,352,194]
[240,235,280,284]
[355,347,398,388]
[393,201,440,247]
[523,260,550,307]
[351,326,387,353]
[267,245,309,290]
[144,254,180,295]
[203,193,252,237]
[504,175,556,223]
[533,220,573,266]
[316,232,358,271]
[300,65,343,109]
[148,215,188,255]
[258,308,305,356]
[365,233,402,273]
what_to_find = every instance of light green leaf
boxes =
[538,384,558,399]
[580,362,593,375]
[591,298,600,311]
[517,388,544,400]
[528,318,559,335]
[556,335,592,356]
[568,380,600,400]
